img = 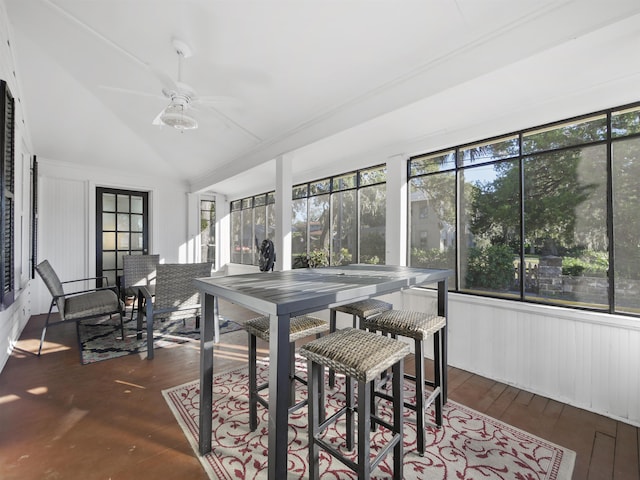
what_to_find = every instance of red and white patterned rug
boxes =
[163,360,575,479]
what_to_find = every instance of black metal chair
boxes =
[35,259,125,356]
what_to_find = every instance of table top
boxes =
[194,265,452,317]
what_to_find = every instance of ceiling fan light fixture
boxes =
[159,103,198,130]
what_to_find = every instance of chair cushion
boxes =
[63,289,122,320]
[299,327,409,383]
[244,314,329,343]
[362,310,446,341]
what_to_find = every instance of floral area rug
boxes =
[163,358,576,480]
[76,314,243,364]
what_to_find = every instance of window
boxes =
[229,167,386,268]
[408,152,456,275]
[1,80,15,307]
[408,102,640,317]
[292,166,386,267]
[612,106,640,314]
[200,199,215,265]
[358,166,386,265]
[230,192,275,266]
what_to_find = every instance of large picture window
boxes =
[409,102,640,317]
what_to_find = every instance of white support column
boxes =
[385,153,408,266]
[216,193,230,273]
[186,192,199,263]
[275,154,293,271]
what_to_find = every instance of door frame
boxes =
[95,186,151,287]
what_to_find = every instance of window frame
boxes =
[408,100,640,318]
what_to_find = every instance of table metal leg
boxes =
[438,279,448,404]
[198,293,216,455]
[268,313,291,480]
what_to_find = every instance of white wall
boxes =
[34,158,191,314]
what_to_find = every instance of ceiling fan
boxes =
[100,37,261,139]
[101,38,243,132]
[150,38,217,131]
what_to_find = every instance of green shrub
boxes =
[411,247,454,269]
[466,244,515,290]
[562,251,608,277]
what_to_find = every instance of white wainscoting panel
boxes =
[402,288,640,427]
[36,176,89,313]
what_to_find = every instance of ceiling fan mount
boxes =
[154,39,199,130]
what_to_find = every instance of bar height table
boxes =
[194,265,452,480]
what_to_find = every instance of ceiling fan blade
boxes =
[152,109,166,126]
[99,85,164,99]
[148,65,180,93]
[195,95,242,108]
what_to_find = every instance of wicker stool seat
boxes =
[300,328,409,480]
[244,314,329,431]
[362,310,446,457]
[328,298,392,388]
[332,298,393,322]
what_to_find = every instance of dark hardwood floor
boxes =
[0,301,638,479]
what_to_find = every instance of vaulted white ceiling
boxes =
[5,0,640,198]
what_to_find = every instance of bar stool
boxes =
[300,327,409,480]
[328,298,392,388]
[362,310,446,457]
[244,314,329,432]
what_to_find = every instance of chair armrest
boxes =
[55,285,119,299]
[138,285,154,303]
[62,276,110,286]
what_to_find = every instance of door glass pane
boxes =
[200,200,215,264]
[131,233,143,250]
[117,252,126,269]
[117,194,130,213]
[131,196,143,214]
[131,214,143,232]
[102,252,116,270]
[103,213,115,231]
[103,193,116,212]
[104,271,116,286]
[117,232,130,249]
[117,214,130,230]
[103,232,116,250]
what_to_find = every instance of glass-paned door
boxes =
[200,199,215,266]
[96,187,149,287]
